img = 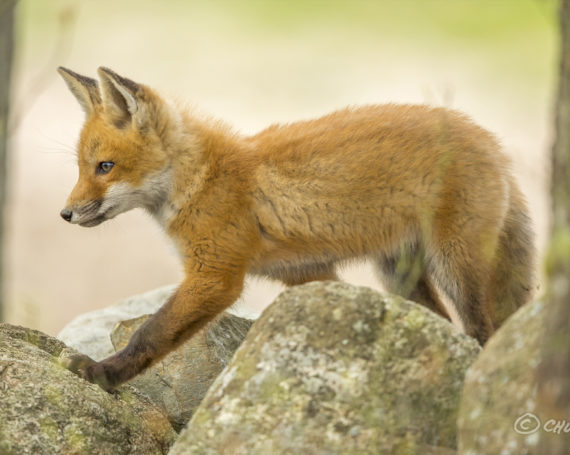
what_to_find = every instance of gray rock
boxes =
[0,323,176,455]
[110,312,254,432]
[171,281,481,455]
[457,299,548,455]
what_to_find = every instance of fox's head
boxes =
[58,67,173,227]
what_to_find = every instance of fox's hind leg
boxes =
[429,232,496,345]
[376,245,451,321]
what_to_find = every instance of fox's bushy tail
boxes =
[488,180,536,329]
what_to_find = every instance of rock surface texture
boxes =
[171,281,481,455]
[110,312,254,431]
[57,285,256,432]
[458,299,550,455]
[0,323,176,455]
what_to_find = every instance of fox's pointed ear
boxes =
[97,67,145,128]
[57,67,101,116]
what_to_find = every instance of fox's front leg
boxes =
[64,271,244,391]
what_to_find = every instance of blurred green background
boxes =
[5,0,557,335]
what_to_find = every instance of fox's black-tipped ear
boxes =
[57,67,101,116]
[97,67,142,128]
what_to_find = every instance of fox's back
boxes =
[248,104,508,249]
[250,104,501,170]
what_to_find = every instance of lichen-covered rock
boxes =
[0,323,176,455]
[458,300,547,455]
[110,312,254,431]
[171,281,481,455]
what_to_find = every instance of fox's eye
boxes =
[97,161,114,174]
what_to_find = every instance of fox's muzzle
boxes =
[60,200,106,227]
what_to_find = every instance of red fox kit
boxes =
[58,67,535,391]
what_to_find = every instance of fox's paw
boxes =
[60,352,95,378]
[59,353,115,392]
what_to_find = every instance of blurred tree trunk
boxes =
[537,0,570,453]
[0,0,16,322]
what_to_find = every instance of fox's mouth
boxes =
[78,213,108,227]
[62,200,113,227]
[77,205,117,227]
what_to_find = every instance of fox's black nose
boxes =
[60,208,73,222]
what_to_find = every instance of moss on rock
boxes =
[458,300,549,455]
[0,323,176,454]
[171,282,480,455]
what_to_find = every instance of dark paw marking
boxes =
[59,353,115,392]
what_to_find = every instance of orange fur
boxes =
[58,67,535,390]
